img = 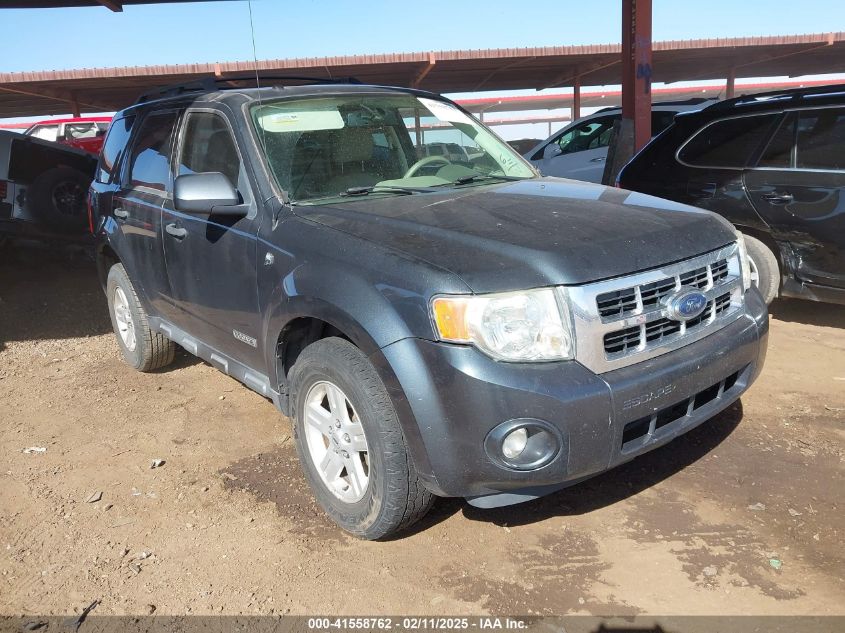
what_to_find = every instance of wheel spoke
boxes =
[346,421,368,453]
[345,456,366,498]
[304,403,333,436]
[325,383,350,424]
[318,450,344,482]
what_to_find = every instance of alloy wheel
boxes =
[303,380,370,503]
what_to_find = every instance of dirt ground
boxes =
[0,242,843,617]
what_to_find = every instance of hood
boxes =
[293,178,737,292]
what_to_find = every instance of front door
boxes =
[535,116,616,183]
[745,107,845,289]
[162,109,263,368]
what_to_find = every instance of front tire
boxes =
[106,263,175,372]
[289,337,434,539]
[743,234,779,305]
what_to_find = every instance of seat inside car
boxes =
[325,127,379,193]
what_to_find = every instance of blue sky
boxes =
[1,0,844,73]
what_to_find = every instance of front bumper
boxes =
[380,288,769,505]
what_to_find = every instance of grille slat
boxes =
[621,367,746,451]
[679,266,709,289]
[597,287,638,318]
[603,325,641,354]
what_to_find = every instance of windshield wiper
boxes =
[437,174,529,187]
[290,184,436,205]
[342,185,436,196]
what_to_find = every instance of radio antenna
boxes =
[246,0,268,150]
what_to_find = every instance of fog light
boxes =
[502,427,528,458]
[484,418,564,471]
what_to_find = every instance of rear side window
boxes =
[29,124,59,142]
[796,108,845,170]
[177,111,241,187]
[757,112,796,168]
[679,114,777,168]
[126,111,179,192]
[96,116,134,184]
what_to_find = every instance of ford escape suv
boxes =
[90,79,769,539]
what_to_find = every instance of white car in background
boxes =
[524,99,714,183]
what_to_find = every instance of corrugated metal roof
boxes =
[1,32,843,118]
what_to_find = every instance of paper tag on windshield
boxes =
[259,109,345,132]
[417,97,475,125]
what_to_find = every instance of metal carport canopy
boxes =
[0,32,844,118]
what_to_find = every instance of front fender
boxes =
[260,265,443,486]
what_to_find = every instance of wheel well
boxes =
[276,317,352,389]
[736,226,782,270]
[96,244,120,289]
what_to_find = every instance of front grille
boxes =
[596,258,729,321]
[566,244,745,374]
[621,366,746,452]
[602,292,732,356]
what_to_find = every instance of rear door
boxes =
[111,109,179,316]
[745,107,845,289]
[162,108,262,367]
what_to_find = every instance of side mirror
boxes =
[543,144,563,159]
[174,172,245,215]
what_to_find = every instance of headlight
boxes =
[736,234,752,291]
[431,288,574,362]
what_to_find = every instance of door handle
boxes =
[113,207,129,219]
[762,192,793,205]
[589,157,606,163]
[165,223,187,239]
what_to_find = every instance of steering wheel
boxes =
[404,156,451,178]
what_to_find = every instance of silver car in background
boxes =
[525,99,714,183]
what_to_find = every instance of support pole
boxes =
[622,0,652,152]
[572,76,581,121]
[603,0,653,185]
[69,96,81,118]
[726,68,736,99]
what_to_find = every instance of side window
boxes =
[29,124,59,142]
[97,115,134,184]
[556,116,617,155]
[757,113,796,169]
[127,111,179,192]
[65,123,100,140]
[678,114,777,168]
[177,112,241,188]
[796,108,845,171]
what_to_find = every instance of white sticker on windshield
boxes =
[258,109,345,132]
[417,97,475,125]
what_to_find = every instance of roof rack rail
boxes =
[135,74,362,104]
[705,82,845,112]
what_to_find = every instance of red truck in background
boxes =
[24,116,111,155]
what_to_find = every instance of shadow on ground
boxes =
[769,298,845,328]
[223,401,743,539]
[0,240,111,351]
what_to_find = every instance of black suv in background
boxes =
[618,84,845,305]
[90,79,768,539]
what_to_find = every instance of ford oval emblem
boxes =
[665,288,709,322]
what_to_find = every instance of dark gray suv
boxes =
[90,79,769,539]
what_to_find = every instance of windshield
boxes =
[250,93,535,204]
